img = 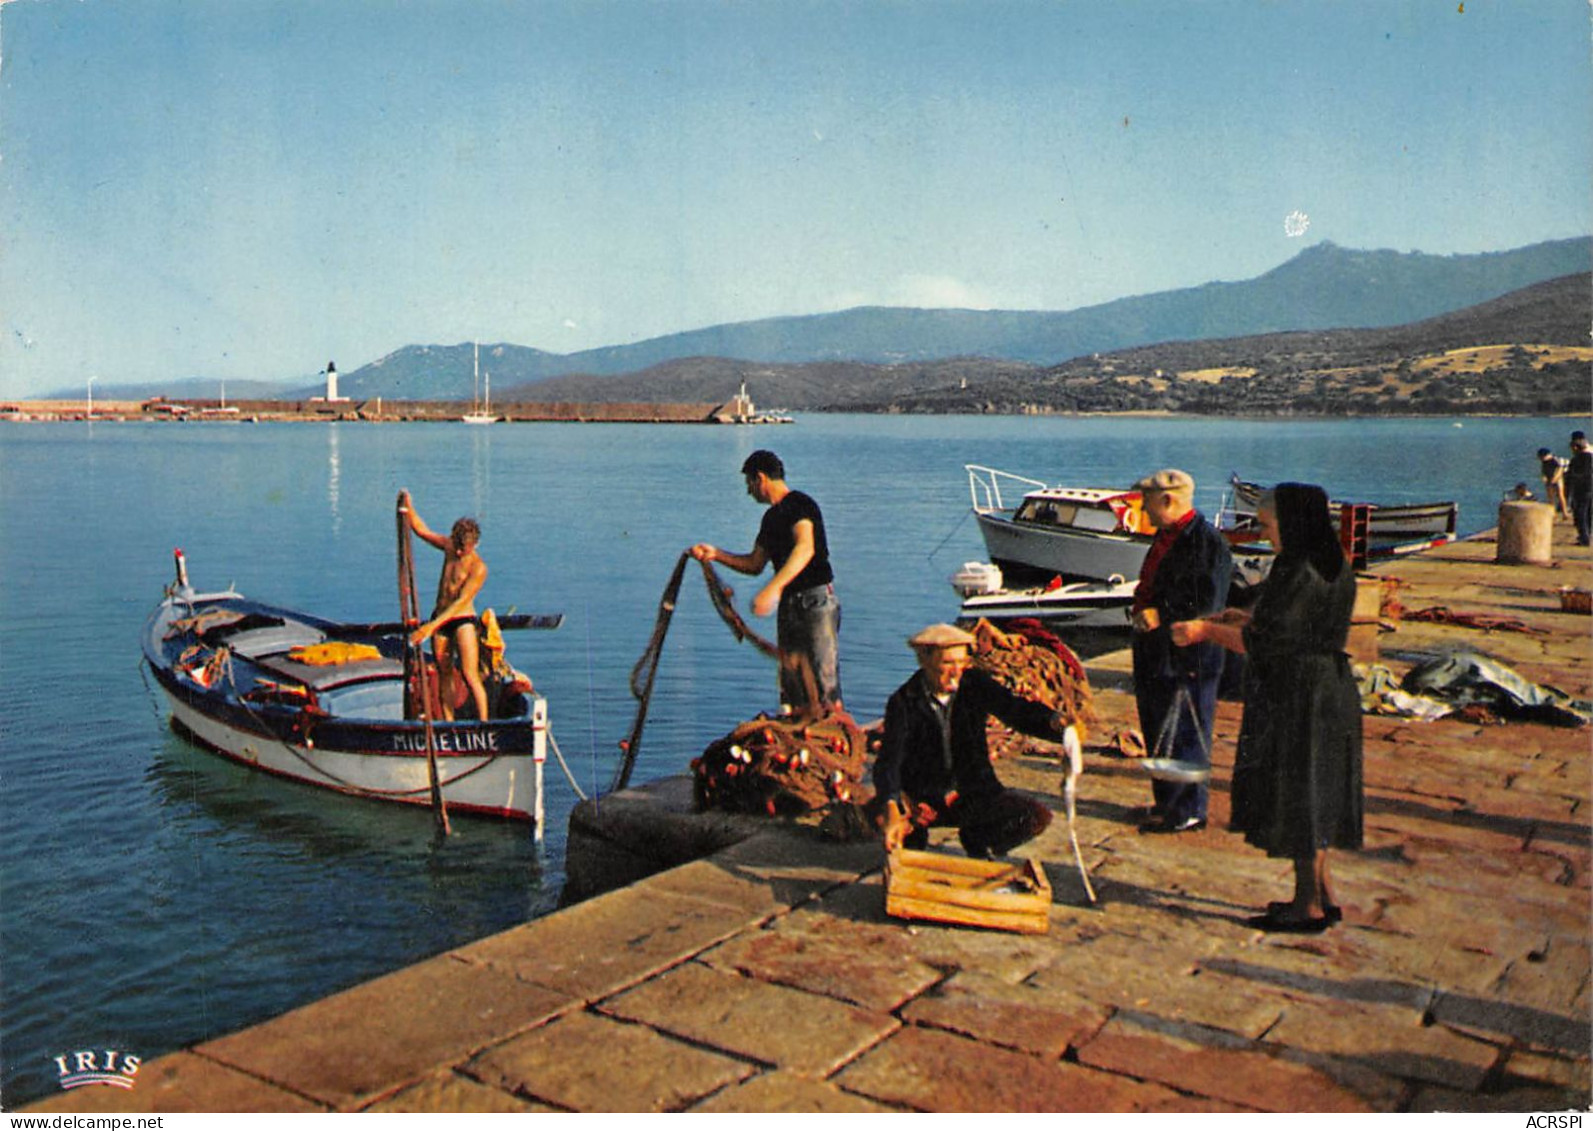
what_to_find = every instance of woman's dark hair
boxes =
[1269,482,1345,580]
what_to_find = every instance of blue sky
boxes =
[2,0,1588,396]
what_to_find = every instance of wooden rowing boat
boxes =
[142,550,557,830]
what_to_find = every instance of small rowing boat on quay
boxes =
[142,547,560,832]
[1225,474,1458,549]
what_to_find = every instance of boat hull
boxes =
[974,511,1147,586]
[143,587,546,824]
[1230,479,1458,543]
[154,676,545,821]
[959,580,1137,628]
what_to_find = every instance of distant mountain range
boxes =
[64,236,1589,408]
[859,271,1592,416]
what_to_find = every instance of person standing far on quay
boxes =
[1129,468,1233,834]
[1537,447,1569,518]
[1566,431,1592,547]
[690,450,842,713]
[1171,484,1363,933]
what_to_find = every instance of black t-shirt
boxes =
[756,490,834,593]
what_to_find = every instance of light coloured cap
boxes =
[908,623,976,649]
[1133,468,1195,494]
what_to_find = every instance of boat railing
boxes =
[966,464,1048,514]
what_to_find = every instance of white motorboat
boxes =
[951,561,1137,628]
[965,464,1168,586]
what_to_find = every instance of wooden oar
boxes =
[338,613,564,636]
[397,493,450,836]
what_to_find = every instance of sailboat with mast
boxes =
[462,342,500,425]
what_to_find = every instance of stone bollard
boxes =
[1496,500,1554,565]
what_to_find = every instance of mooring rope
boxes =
[546,726,589,802]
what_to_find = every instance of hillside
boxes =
[855,273,1593,416]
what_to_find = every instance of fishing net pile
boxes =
[691,710,872,817]
[966,618,1096,760]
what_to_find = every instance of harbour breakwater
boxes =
[2,399,745,424]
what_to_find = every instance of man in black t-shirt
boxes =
[690,450,842,711]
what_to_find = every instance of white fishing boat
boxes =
[142,548,560,831]
[462,343,500,425]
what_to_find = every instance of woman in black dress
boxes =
[1171,483,1363,932]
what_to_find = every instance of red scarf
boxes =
[1132,509,1197,613]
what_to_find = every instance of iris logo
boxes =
[52,1049,141,1090]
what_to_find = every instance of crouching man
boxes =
[871,624,1063,859]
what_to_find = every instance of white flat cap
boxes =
[1133,468,1195,493]
[908,623,976,648]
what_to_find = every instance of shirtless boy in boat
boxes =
[400,490,490,721]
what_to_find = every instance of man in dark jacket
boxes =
[1130,469,1234,833]
[872,623,1064,858]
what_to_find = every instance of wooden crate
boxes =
[884,848,1051,934]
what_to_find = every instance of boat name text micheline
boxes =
[391,730,500,753]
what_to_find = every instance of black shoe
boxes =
[1247,909,1333,933]
[1139,815,1207,834]
[1267,899,1343,924]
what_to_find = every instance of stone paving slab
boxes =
[196,953,572,1110]
[455,878,762,1001]
[846,1023,1244,1112]
[698,909,947,1012]
[365,1070,560,1112]
[686,1070,898,1112]
[465,1009,755,1112]
[1026,935,1286,1040]
[597,959,899,1075]
[1262,993,1499,1091]
[1075,1011,1389,1111]
[898,969,1111,1057]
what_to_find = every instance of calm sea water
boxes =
[0,412,1581,1105]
